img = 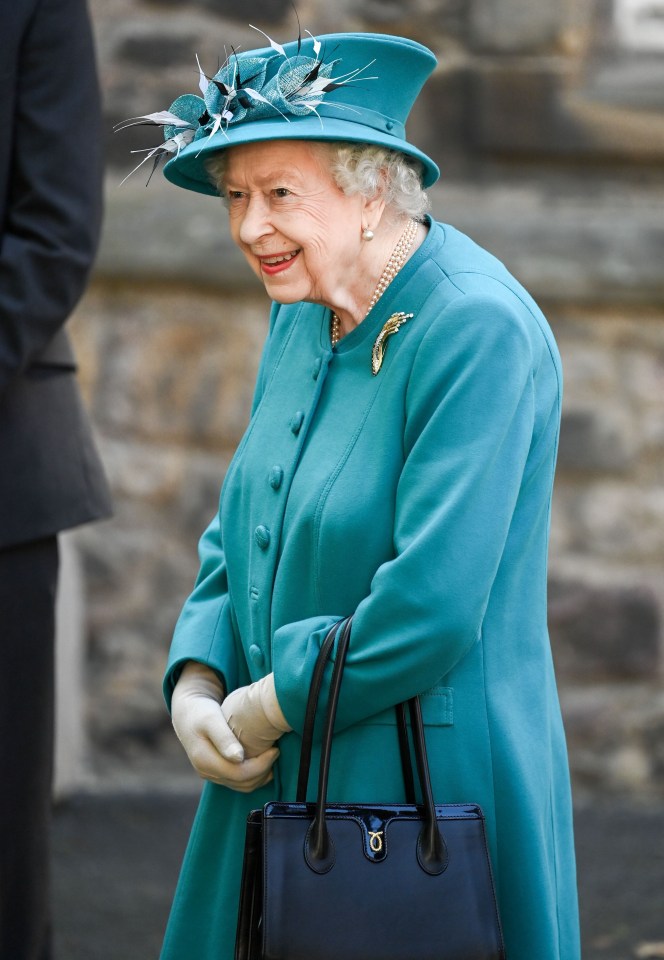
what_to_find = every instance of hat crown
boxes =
[233,33,437,127]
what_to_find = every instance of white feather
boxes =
[300,77,334,97]
[306,30,321,57]
[117,110,193,132]
[242,87,291,121]
[196,54,209,94]
[295,97,323,109]
[144,110,192,126]
[249,24,287,58]
[119,144,167,185]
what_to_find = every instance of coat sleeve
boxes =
[162,301,282,709]
[0,0,102,394]
[272,291,541,734]
[163,511,239,708]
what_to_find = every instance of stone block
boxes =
[351,0,467,42]
[100,439,185,504]
[115,30,198,67]
[644,714,664,780]
[98,177,255,288]
[557,406,637,473]
[573,484,664,559]
[76,508,169,625]
[163,0,291,21]
[80,516,200,739]
[468,0,565,52]
[585,54,664,112]
[560,684,664,795]
[470,59,664,159]
[560,685,624,744]
[470,61,590,156]
[555,341,616,399]
[548,579,661,681]
[605,745,653,791]
[178,0,293,23]
[642,410,664,458]
[87,623,169,739]
[620,347,664,407]
[80,284,266,447]
[427,178,664,303]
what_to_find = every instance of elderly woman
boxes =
[132,29,580,960]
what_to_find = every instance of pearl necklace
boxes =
[330,218,418,348]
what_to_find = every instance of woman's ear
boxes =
[363,197,387,234]
[360,169,388,233]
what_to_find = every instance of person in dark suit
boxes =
[0,0,112,956]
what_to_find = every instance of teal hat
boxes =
[120,30,440,195]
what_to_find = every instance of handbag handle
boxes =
[301,617,448,876]
[297,618,416,804]
[296,619,342,802]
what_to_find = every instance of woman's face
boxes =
[223,140,371,312]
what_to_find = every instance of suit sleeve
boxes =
[272,292,539,733]
[0,0,103,393]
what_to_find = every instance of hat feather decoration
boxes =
[115,27,440,193]
[115,25,377,185]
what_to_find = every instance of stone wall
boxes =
[70,0,664,795]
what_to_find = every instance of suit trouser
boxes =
[0,537,59,960]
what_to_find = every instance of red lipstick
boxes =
[259,250,301,276]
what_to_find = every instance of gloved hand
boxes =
[221,673,292,758]
[171,661,278,792]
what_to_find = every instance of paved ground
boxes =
[52,792,664,960]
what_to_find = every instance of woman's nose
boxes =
[239,195,273,245]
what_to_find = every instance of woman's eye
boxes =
[274,187,291,198]
[227,190,245,201]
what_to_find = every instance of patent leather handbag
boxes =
[235,617,505,960]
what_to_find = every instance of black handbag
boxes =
[235,617,505,960]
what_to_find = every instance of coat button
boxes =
[312,357,322,380]
[269,465,284,490]
[290,410,305,435]
[249,644,265,667]
[254,525,271,550]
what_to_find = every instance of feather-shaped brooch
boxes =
[371,312,414,375]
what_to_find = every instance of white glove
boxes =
[171,661,278,792]
[221,673,292,759]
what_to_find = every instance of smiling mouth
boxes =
[259,249,301,274]
[262,250,300,264]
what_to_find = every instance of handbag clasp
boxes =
[368,831,384,853]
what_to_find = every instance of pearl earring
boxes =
[362,227,375,241]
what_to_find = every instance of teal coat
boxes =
[161,220,580,960]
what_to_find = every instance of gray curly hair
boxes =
[206,141,430,220]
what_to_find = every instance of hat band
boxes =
[315,103,406,140]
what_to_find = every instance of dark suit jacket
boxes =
[0,0,112,549]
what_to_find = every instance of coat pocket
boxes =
[366,686,454,727]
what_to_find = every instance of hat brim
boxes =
[163,114,440,196]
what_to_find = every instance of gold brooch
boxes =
[371,312,414,375]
